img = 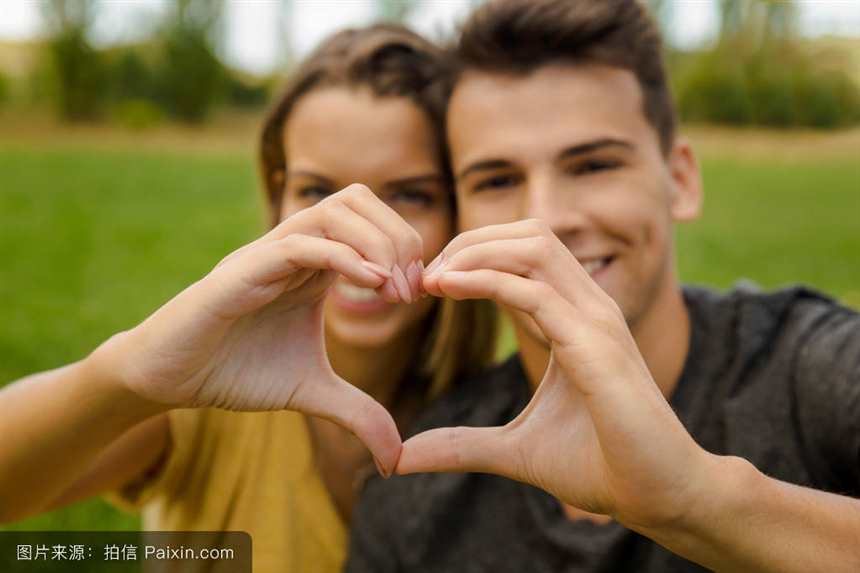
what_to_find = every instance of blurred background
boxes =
[1,0,858,531]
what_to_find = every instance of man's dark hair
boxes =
[452,0,676,153]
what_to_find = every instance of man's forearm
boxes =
[633,454,860,572]
[0,353,169,522]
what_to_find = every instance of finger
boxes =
[261,186,411,302]
[424,233,602,307]
[203,235,388,319]
[424,219,549,273]
[243,234,388,288]
[377,280,400,303]
[266,193,399,274]
[396,426,513,477]
[337,184,425,301]
[318,197,414,303]
[423,237,546,296]
[213,238,263,270]
[439,268,650,408]
[297,377,403,478]
[435,269,578,349]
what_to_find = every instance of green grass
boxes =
[0,142,262,531]
[678,156,860,305]
[1,137,858,531]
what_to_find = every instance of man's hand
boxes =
[404,219,860,572]
[405,219,712,528]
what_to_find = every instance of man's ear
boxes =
[666,137,703,222]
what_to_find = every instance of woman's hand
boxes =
[93,184,424,474]
[402,219,713,529]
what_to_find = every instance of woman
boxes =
[0,24,496,572]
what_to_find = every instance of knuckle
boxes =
[344,183,373,200]
[592,288,625,321]
[405,229,423,256]
[317,201,338,228]
[590,303,624,334]
[524,218,549,236]
[447,427,466,466]
[375,233,397,262]
[276,234,304,265]
[335,240,356,258]
[529,282,556,313]
[527,235,550,257]
[271,234,298,257]
[451,228,473,248]
[535,280,556,301]
[328,242,349,265]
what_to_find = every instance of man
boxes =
[346,0,860,571]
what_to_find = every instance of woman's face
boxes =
[281,86,453,349]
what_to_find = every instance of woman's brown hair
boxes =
[259,24,497,399]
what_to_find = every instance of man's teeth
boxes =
[582,258,610,275]
[335,282,380,302]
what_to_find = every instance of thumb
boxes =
[295,377,403,478]
[396,425,512,477]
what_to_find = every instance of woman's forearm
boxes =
[0,187,424,521]
[0,343,170,523]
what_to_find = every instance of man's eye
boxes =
[473,173,521,192]
[571,159,621,176]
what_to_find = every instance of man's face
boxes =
[448,63,701,333]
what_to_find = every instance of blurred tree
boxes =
[717,0,798,48]
[112,49,156,102]
[225,72,272,109]
[158,0,226,123]
[678,0,860,128]
[718,0,745,41]
[277,0,296,70]
[0,70,8,106]
[376,0,415,23]
[760,0,797,42]
[645,0,674,35]
[40,0,107,121]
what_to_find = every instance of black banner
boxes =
[0,531,251,572]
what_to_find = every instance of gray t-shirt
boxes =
[346,284,860,572]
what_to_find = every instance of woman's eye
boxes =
[297,186,332,201]
[472,173,521,193]
[570,159,621,176]
[390,189,435,207]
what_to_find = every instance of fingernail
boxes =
[361,260,392,279]
[428,258,447,279]
[382,278,399,302]
[373,456,390,479]
[392,266,412,304]
[424,252,444,276]
[406,261,421,298]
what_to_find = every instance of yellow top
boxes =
[105,408,347,573]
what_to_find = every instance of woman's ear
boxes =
[667,137,703,222]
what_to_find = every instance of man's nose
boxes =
[522,175,587,235]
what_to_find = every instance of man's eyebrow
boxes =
[456,138,634,181]
[558,138,635,160]
[456,159,515,182]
